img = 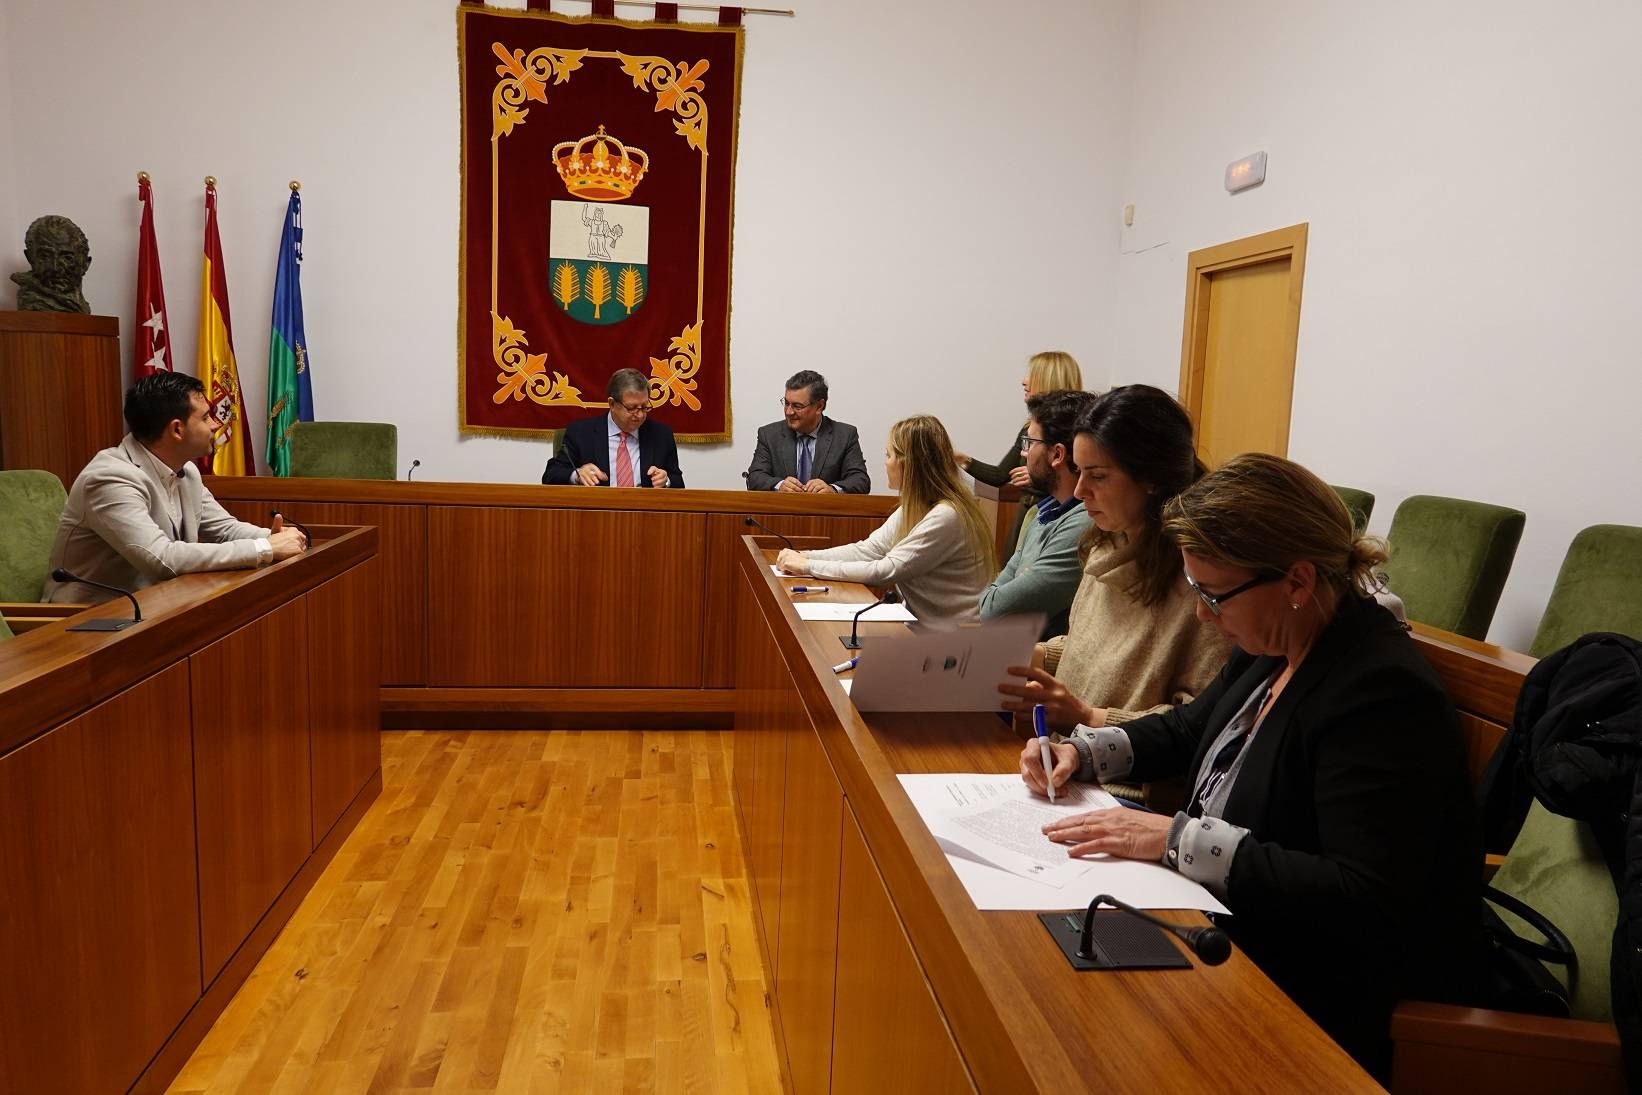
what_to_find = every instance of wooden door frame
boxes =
[1177,222,1309,458]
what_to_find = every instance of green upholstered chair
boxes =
[1381,494,1526,640]
[1529,525,1642,659]
[1330,484,1375,532]
[289,421,399,480]
[0,469,68,602]
[0,613,14,641]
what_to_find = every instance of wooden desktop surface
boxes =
[0,527,382,1095]
[732,537,1379,1093]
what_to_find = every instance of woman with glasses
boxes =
[996,384,1233,743]
[953,350,1083,565]
[776,415,994,621]
[1019,452,1482,1079]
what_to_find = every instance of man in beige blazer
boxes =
[43,372,307,604]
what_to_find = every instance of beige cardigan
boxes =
[1040,536,1234,725]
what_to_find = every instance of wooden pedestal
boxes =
[0,310,123,487]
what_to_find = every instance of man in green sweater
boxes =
[979,389,1095,638]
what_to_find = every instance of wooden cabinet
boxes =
[0,311,122,487]
[832,807,975,1094]
[192,599,315,981]
[307,559,383,842]
[0,664,202,1095]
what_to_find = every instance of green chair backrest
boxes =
[1530,525,1642,658]
[1329,484,1375,532]
[0,469,68,601]
[289,421,399,481]
[1381,494,1525,640]
[1490,800,1618,1022]
[0,613,14,641]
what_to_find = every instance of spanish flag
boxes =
[198,178,256,476]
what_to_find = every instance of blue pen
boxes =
[831,657,857,674]
[1033,703,1056,804]
[790,585,831,594]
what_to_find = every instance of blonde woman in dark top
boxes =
[953,350,1083,563]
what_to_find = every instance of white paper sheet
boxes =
[848,614,1040,711]
[897,774,1229,913]
[839,677,853,694]
[793,601,917,622]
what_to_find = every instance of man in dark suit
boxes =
[744,370,871,493]
[541,368,685,488]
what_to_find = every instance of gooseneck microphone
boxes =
[743,515,795,551]
[52,568,143,631]
[406,458,421,481]
[1081,894,1231,966]
[841,589,901,651]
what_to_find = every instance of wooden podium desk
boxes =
[0,527,381,1095]
[729,536,1378,1094]
[204,478,899,727]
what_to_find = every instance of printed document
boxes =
[848,614,1040,711]
[898,774,1229,913]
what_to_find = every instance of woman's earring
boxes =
[1290,603,1300,611]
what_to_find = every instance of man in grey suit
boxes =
[744,370,871,493]
[44,372,308,604]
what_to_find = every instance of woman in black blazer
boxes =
[1021,453,1483,1079]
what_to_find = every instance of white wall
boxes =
[1110,0,1642,650]
[1,0,1135,488]
[0,0,21,273]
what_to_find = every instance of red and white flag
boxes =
[133,172,172,381]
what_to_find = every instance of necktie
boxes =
[798,436,812,483]
[615,431,635,487]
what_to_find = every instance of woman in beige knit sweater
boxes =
[997,384,1233,730]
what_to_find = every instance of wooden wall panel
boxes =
[192,599,314,981]
[216,498,427,687]
[702,512,882,688]
[0,312,122,487]
[0,663,201,1095]
[774,715,844,1095]
[426,506,706,687]
[307,560,382,843]
[832,806,975,1094]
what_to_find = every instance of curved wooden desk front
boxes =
[204,478,899,726]
[729,536,1378,1094]
[0,527,381,1095]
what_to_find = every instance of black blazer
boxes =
[541,414,684,488]
[744,416,871,493]
[1122,596,1483,1077]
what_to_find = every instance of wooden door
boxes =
[1178,224,1308,468]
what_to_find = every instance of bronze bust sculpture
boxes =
[11,215,92,313]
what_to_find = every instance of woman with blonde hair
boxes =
[777,415,995,621]
[954,350,1083,564]
[1019,452,1482,1078]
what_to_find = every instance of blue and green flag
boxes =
[266,188,314,476]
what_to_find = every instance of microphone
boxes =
[841,589,901,651]
[406,458,421,481]
[743,515,795,551]
[52,568,142,631]
[1080,894,1231,966]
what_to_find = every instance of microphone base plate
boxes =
[67,618,138,632]
[838,636,863,650]
[1038,911,1192,970]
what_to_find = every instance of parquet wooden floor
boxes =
[167,730,784,1094]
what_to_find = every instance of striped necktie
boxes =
[615,431,635,487]
[797,435,812,483]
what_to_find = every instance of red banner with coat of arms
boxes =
[458,6,742,441]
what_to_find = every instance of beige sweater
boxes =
[1040,536,1235,725]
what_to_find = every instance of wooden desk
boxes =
[729,536,1379,1093]
[0,527,382,1095]
[204,478,899,726]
